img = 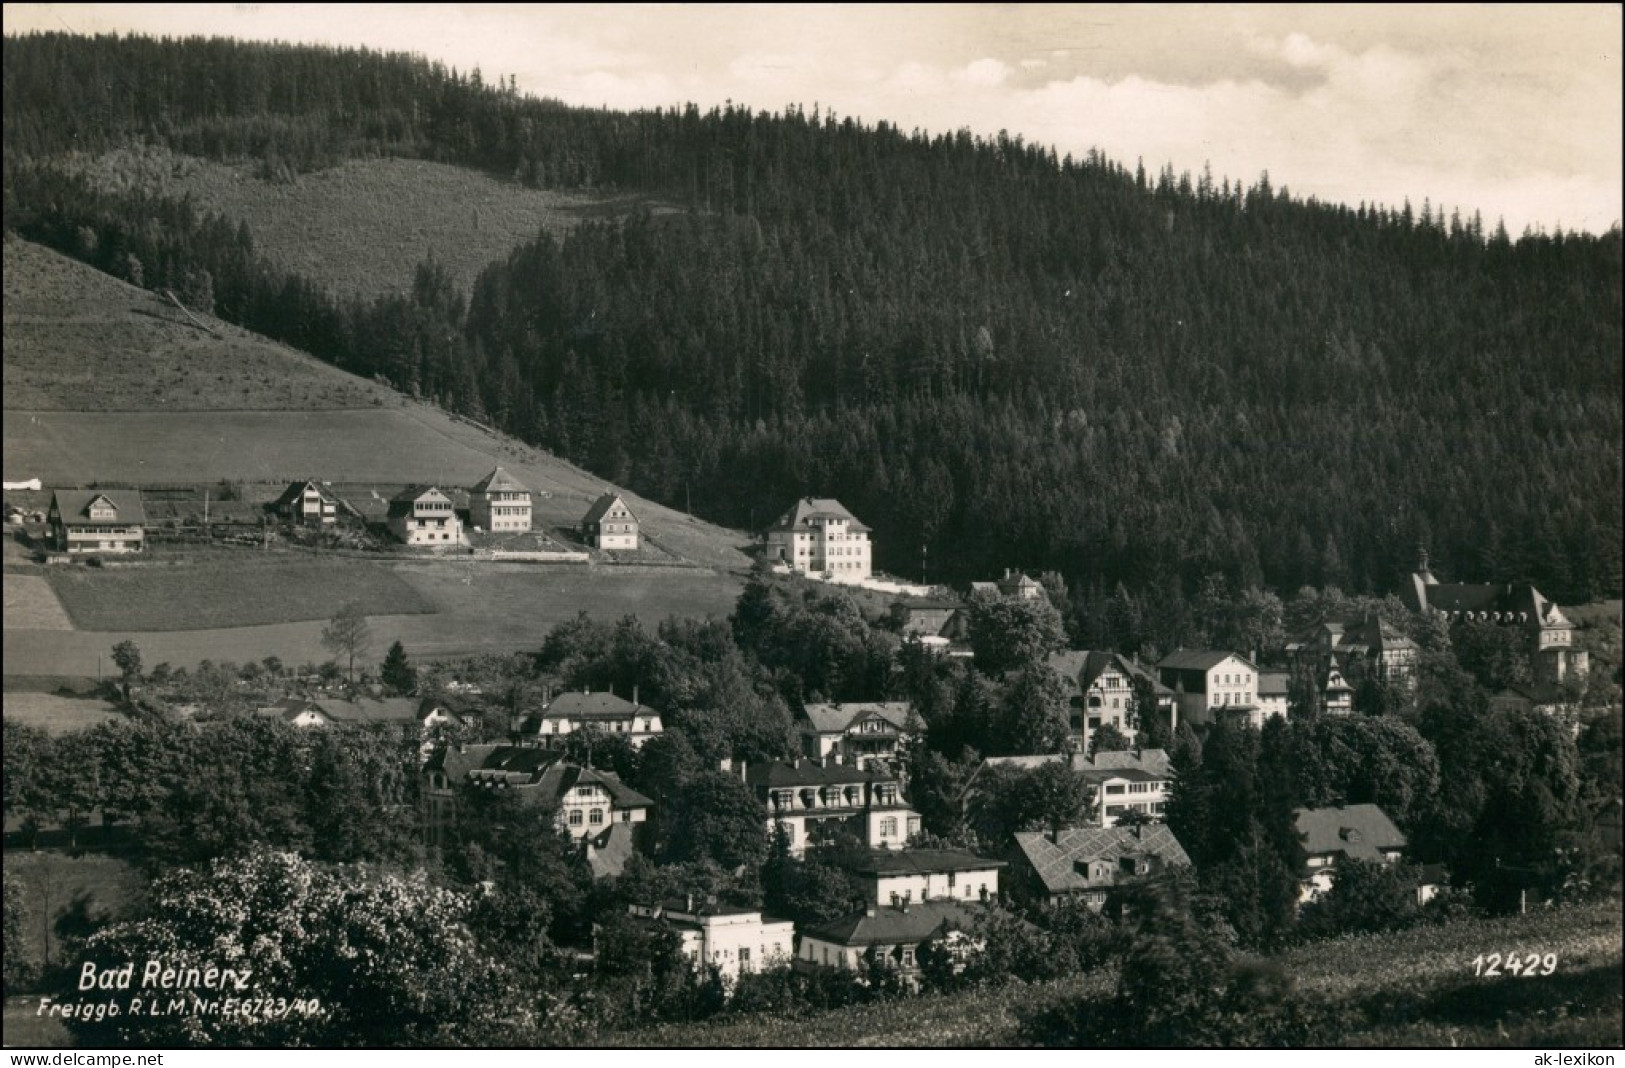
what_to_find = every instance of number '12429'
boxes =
[1473,952,1557,977]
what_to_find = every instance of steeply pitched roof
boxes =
[563,765,654,809]
[584,822,638,880]
[1293,804,1407,862]
[1156,650,1257,672]
[802,900,982,946]
[582,492,636,525]
[1082,748,1173,776]
[49,489,147,526]
[765,497,870,534]
[1011,825,1191,895]
[432,744,651,809]
[801,702,916,735]
[273,481,336,508]
[471,466,529,495]
[845,849,1007,878]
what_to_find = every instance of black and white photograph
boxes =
[1,3,1621,1054]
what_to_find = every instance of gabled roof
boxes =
[845,849,1007,878]
[419,695,482,720]
[1156,650,1258,672]
[430,744,652,808]
[563,765,654,809]
[582,492,636,526]
[312,696,421,723]
[259,698,336,724]
[584,822,638,880]
[273,480,336,508]
[387,485,455,518]
[1011,825,1191,895]
[1083,748,1173,776]
[49,489,146,526]
[1293,804,1406,862]
[544,691,648,719]
[765,497,870,534]
[801,701,917,735]
[802,900,981,946]
[471,466,530,496]
[1055,650,1177,697]
[1259,671,1291,697]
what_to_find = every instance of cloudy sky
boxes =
[7,4,1621,234]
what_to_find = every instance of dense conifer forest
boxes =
[5,34,1620,606]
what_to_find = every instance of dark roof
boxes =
[544,691,647,719]
[581,492,636,526]
[312,697,420,723]
[471,466,529,495]
[1293,804,1407,862]
[431,744,652,808]
[49,489,146,526]
[801,702,916,735]
[419,695,482,720]
[802,900,981,946]
[563,765,654,809]
[845,849,1007,878]
[1156,650,1258,672]
[744,759,898,789]
[1076,766,1166,785]
[1011,826,1191,895]
[1494,682,1570,706]
[386,486,454,518]
[1259,671,1291,696]
[272,481,335,508]
[584,822,638,880]
[1082,748,1174,776]
[765,497,870,534]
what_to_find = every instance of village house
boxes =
[387,486,462,546]
[843,849,1005,907]
[624,898,795,982]
[258,695,443,731]
[797,899,983,980]
[764,497,872,581]
[518,689,664,748]
[1290,613,1421,693]
[798,701,920,768]
[1008,824,1191,908]
[1048,650,1178,754]
[47,489,146,554]
[1293,803,1407,903]
[1258,671,1291,722]
[1079,749,1175,827]
[581,492,639,550]
[737,758,920,857]
[893,600,969,648]
[469,466,531,533]
[272,480,339,525]
[1402,553,1587,684]
[422,744,652,857]
[1321,664,1355,715]
[1155,650,1261,727]
[969,568,1046,601]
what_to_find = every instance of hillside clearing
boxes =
[45,559,435,632]
[1,692,122,736]
[3,573,73,630]
[57,148,676,302]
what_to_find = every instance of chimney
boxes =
[865,905,876,918]
[890,892,900,909]
[633,684,639,707]
[720,757,733,774]
[1004,567,1011,580]
[685,893,694,913]
[739,759,748,782]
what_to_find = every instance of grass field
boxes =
[45,558,435,632]
[3,237,382,413]
[4,558,745,675]
[0,692,122,736]
[606,902,1624,1048]
[56,147,674,302]
[2,574,73,630]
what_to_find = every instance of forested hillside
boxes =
[5,33,1620,612]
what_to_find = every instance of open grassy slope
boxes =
[3,238,754,674]
[55,146,676,301]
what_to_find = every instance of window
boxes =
[568,810,583,826]
[880,817,898,837]
[589,809,603,825]
[622,809,632,822]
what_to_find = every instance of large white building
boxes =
[739,758,919,857]
[764,497,872,582]
[469,466,531,533]
[48,490,146,554]
[624,898,795,981]
[1155,650,1261,728]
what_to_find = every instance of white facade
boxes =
[626,902,795,982]
[388,487,462,546]
[765,498,872,582]
[1157,652,1260,727]
[865,867,999,906]
[559,778,646,840]
[582,493,639,550]
[470,468,532,533]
